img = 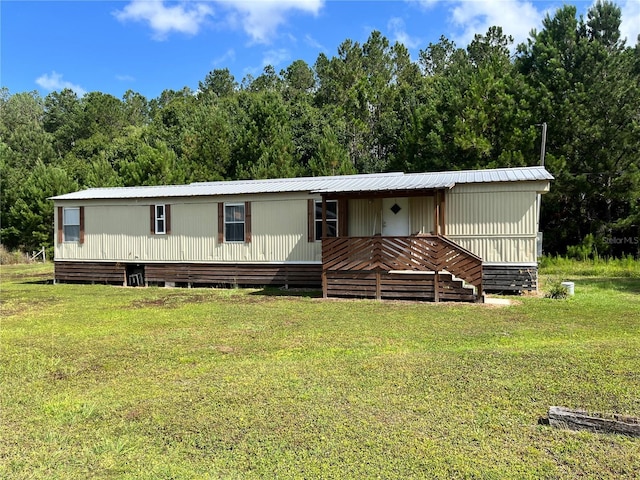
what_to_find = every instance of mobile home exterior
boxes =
[51,166,552,301]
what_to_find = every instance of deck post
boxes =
[375,271,381,300]
[322,269,327,298]
[434,270,440,302]
[441,190,446,236]
[434,190,441,235]
[475,277,483,303]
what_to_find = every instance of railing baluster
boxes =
[322,235,483,294]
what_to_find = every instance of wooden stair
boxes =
[325,270,476,302]
[322,235,483,302]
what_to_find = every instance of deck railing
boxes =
[322,235,483,296]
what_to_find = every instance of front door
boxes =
[382,197,409,236]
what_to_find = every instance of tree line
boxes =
[1,1,638,257]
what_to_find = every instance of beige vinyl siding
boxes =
[409,196,434,235]
[55,195,322,263]
[348,197,434,237]
[348,198,382,236]
[54,181,548,265]
[446,183,542,263]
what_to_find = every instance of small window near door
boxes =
[315,200,338,240]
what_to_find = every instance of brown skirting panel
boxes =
[55,261,126,285]
[55,261,322,288]
[325,271,476,302]
[483,265,537,292]
[145,263,322,288]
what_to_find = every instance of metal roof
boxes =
[50,166,553,201]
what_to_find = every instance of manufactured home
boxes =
[51,166,552,302]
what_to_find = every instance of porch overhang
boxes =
[316,187,449,238]
[317,187,448,201]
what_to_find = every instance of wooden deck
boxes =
[321,235,483,302]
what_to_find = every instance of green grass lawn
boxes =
[1,263,639,479]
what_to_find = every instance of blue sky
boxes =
[2,0,639,100]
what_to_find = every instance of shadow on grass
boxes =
[249,287,323,299]
[573,277,640,295]
[19,278,54,285]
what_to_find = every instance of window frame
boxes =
[63,207,81,243]
[224,202,246,243]
[315,199,338,241]
[155,204,166,235]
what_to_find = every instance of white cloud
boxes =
[212,48,236,67]
[619,0,640,46]
[115,1,323,44]
[221,0,324,44]
[388,17,420,48]
[448,0,543,47]
[35,71,86,96]
[262,48,291,67]
[407,0,440,9]
[114,0,214,40]
[116,74,136,82]
[305,34,327,52]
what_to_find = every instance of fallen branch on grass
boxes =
[547,406,640,437]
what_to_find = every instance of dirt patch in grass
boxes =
[1,297,61,317]
[50,363,105,381]
[211,345,236,354]
[128,294,218,309]
[10,271,53,280]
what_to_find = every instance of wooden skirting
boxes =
[55,261,126,284]
[325,271,476,302]
[54,261,322,288]
[145,263,322,287]
[483,265,537,292]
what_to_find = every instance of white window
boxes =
[315,200,338,240]
[63,207,80,242]
[155,204,166,234]
[225,203,245,242]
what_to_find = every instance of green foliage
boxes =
[0,244,30,264]
[566,234,596,260]
[198,68,238,98]
[308,127,356,176]
[544,279,569,299]
[1,3,638,257]
[539,254,640,278]
[518,1,640,255]
[1,161,77,251]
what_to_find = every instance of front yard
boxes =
[1,262,639,478]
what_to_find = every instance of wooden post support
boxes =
[440,190,446,236]
[434,271,440,302]
[322,270,328,299]
[375,271,381,300]
[475,279,484,303]
[433,190,439,235]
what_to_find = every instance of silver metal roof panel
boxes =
[50,166,553,201]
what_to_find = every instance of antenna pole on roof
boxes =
[537,122,547,166]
